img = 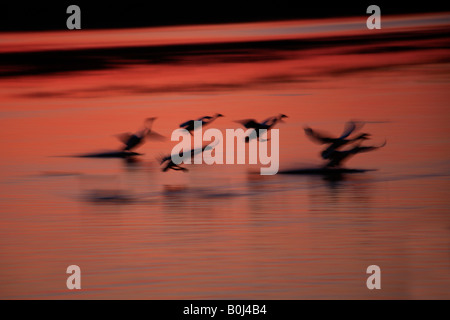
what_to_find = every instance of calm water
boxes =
[0,14,449,299]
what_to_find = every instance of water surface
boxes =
[0,13,449,299]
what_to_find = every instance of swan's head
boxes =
[280,114,288,119]
[216,113,224,117]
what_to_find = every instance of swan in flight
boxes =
[235,114,288,142]
[160,141,219,172]
[116,117,165,151]
[179,113,224,134]
[304,121,369,159]
[304,121,385,168]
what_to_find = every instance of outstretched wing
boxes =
[350,140,386,154]
[304,128,335,144]
[158,154,172,164]
[144,117,157,129]
[115,132,133,144]
[190,140,220,157]
[146,130,166,141]
[235,119,264,130]
[179,120,194,128]
[261,116,277,126]
[338,121,356,139]
[339,121,365,139]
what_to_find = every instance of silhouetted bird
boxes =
[116,117,165,151]
[160,141,219,172]
[304,121,385,168]
[235,114,288,142]
[179,113,224,134]
[304,121,369,159]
